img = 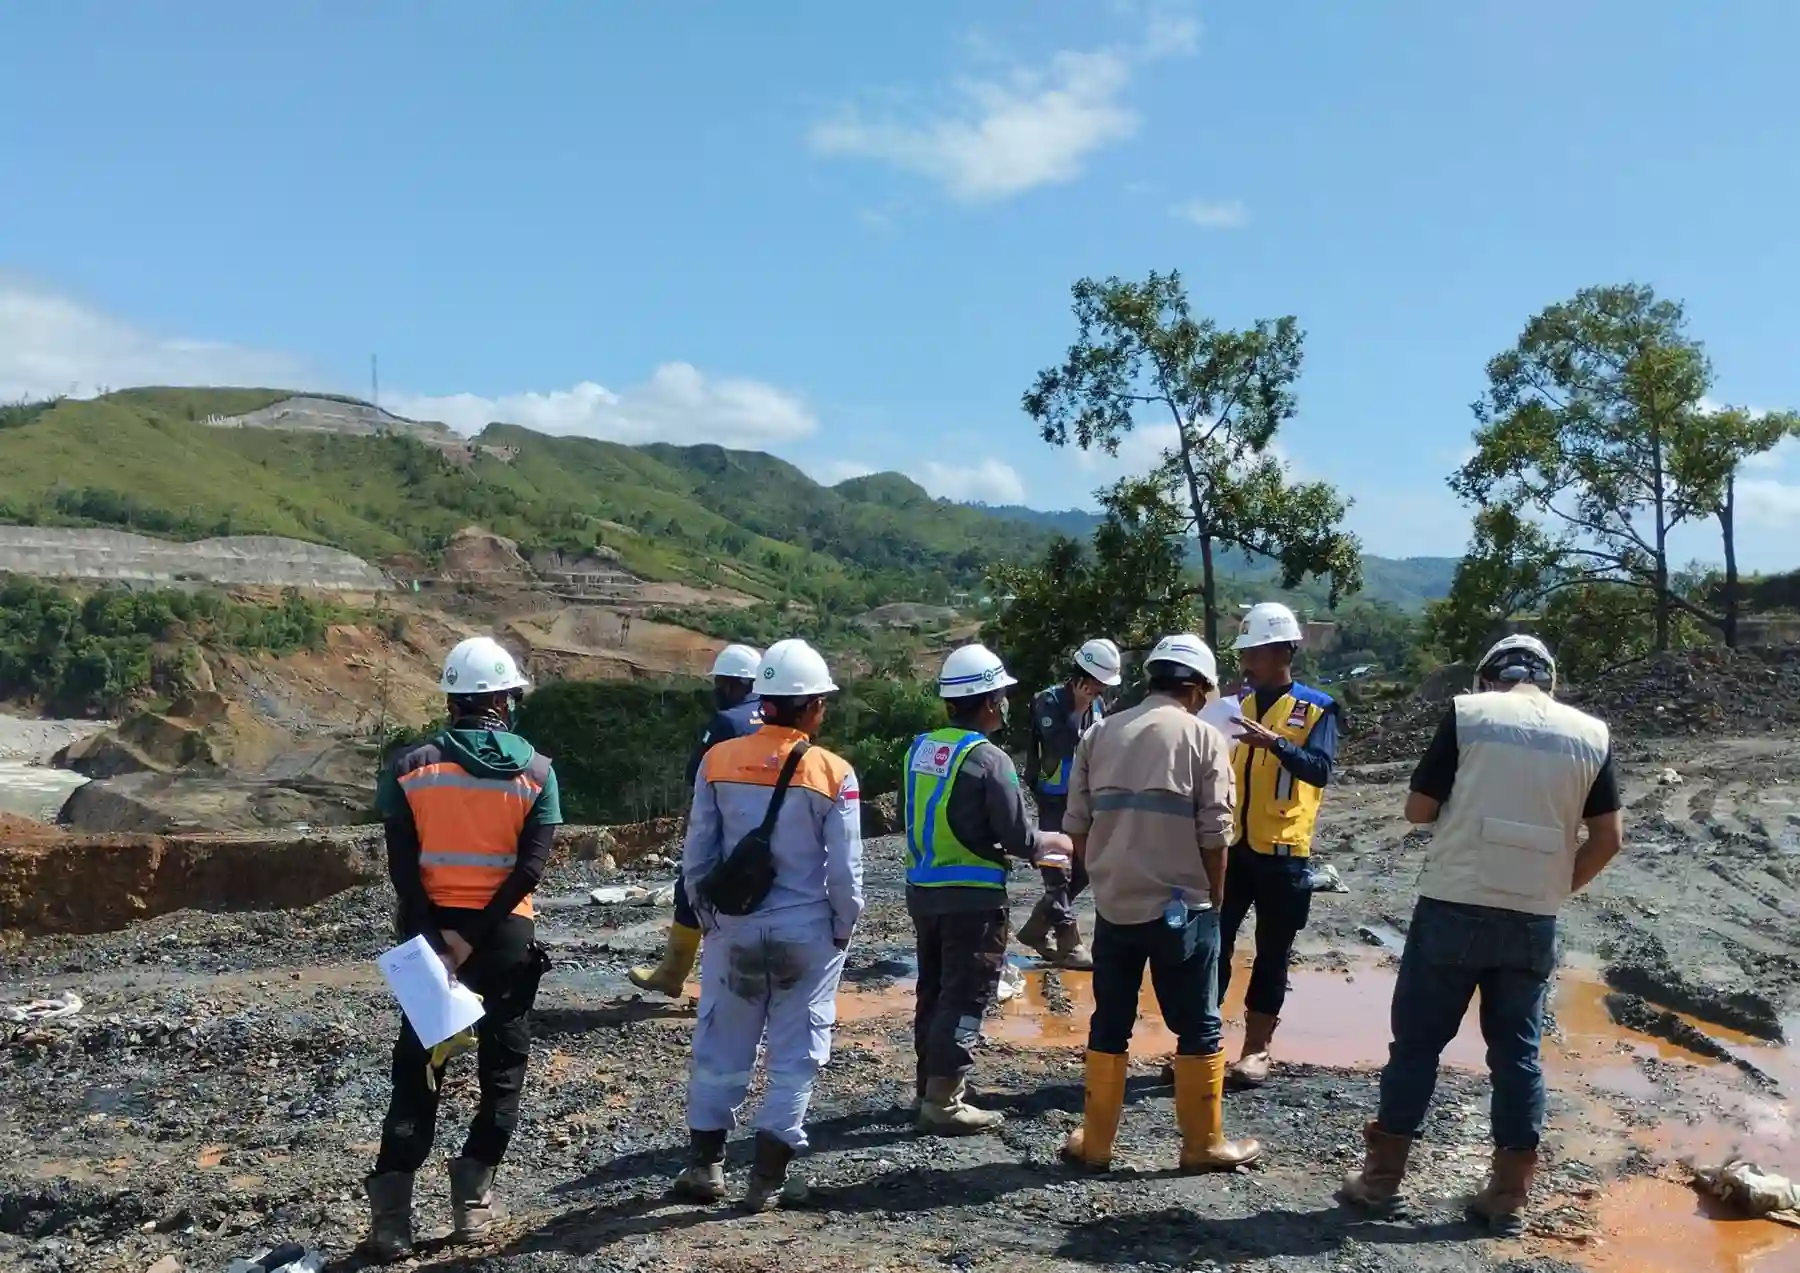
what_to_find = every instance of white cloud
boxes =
[1734,478,1800,529]
[913,458,1027,505]
[1140,7,1202,59]
[809,50,1136,203]
[808,458,878,486]
[0,281,307,401]
[387,363,818,448]
[1171,198,1250,230]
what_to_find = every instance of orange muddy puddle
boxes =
[1578,1178,1800,1273]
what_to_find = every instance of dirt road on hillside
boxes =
[3,738,1798,1273]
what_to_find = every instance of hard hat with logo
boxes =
[1074,637,1124,687]
[440,636,529,695]
[1475,633,1556,692]
[1144,633,1219,688]
[939,643,1019,699]
[757,638,838,696]
[1232,601,1305,651]
[710,643,762,681]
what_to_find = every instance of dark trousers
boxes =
[375,912,544,1174]
[1218,842,1313,1017]
[913,908,1010,1082]
[673,866,698,930]
[1378,897,1555,1150]
[1088,907,1223,1056]
[1034,795,1089,929]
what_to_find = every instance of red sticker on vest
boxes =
[1286,705,1308,729]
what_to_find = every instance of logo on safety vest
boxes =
[1285,703,1308,729]
[911,743,954,778]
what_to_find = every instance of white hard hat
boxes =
[1074,637,1124,687]
[440,636,529,695]
[1233,601,1304,651]
[939,643,1019,699]
[756,638,838,697]
[1145,633,1218,687]
[710,643,762,680]
[1475,633,1557,693]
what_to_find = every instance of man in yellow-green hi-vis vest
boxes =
[905,643,1072,1136]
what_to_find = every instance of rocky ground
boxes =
[3,735,1799,1273]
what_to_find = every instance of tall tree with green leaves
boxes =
[983,477,1198,696]
[1023,270,1362,648]
[1449,283,1799,651]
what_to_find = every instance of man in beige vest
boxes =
[1340,634,1622,1236]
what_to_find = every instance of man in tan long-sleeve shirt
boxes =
[1060,634,1263,1174]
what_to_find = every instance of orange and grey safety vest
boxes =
[392,745,554,917]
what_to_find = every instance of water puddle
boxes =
[0,759,88,822]
[1578,1177,1800,1273]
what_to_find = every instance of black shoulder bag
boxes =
[696,741,810,917]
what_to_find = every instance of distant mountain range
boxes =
[0,388,1458,612]
[972,504,1459,611]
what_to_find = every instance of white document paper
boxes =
[1197,693,1244,741]
[377,935,485,1048]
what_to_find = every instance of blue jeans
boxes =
[1087,907,1223,1056]
[1377,897,1556,1151]
[674,866,698,930]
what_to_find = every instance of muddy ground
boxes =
[3,736,1798,1273]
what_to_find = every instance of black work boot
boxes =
[743,1131,798,1213]
[672,1128,728,1203]
[448,1157,502,1241]
[360,1172,414,1263]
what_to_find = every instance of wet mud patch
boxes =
[1604,961,1786,1043]
[1603,994,1779,1089]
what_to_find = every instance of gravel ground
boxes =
[4,737,1798,1273]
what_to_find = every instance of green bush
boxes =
[823,678,945,799]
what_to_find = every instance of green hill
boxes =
[975,503,1458,611]
[0,388,1054,608]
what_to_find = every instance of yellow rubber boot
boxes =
[1060,1051,1128,1170]
[1173,1051,1263,1171]
[629,922,700,998]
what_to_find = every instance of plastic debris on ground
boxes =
[1687,1159,1800,1228]
[1305,862,1349,893]
[224,1243,327,1273]
[994,964,1025,1004]
[588,881,679,906]
[1,989,82,1022]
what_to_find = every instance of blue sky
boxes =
[2,1,1797,566]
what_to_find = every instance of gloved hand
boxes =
[424,995,483,1092]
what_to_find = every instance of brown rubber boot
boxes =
[1016,898,1056,963]
[360,1172,414,1263]
[1338,1121,1414,1213]
[1173,1052,1263,1171]
[1467,1147,1538,1236]
[743,1131,798,1212]
[1053,923,1094,971]
[1060,1051,1128,1170]
[671,1128,727,1203]
[918,1076,1005,1135]
[447,1157,501,1241]
[1227,1011,1279,1089]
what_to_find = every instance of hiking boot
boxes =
[743,1132,797,1213]
[1173,1052,1263,1171]
[629,922,700,999]
[1016,898,1057,963]
[360,1172,414,1263]
[1053,923,1094,971]
[671,1128,727,1203]
[918,1076,1005,1135]
[1227,1011,1279,1089]
[448,1157,502,1241]
[1338,1121,1413,1214]
[1060,1051,1128,1170]
[1467,1147,1538,1236]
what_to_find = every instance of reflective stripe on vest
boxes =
[400,761,542,916]
[1037,696,1102,796]
[904,728,1006,889]
[1231,689,1326,857]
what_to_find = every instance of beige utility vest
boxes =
[1417,685,1609,917]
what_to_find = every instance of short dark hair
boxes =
[1145,659,1210,697]
[945,689,1001,725]
[448,689,516,719]
[761,695,821,727]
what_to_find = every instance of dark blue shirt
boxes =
[1249,682,1338,790]
[686,697,763,786]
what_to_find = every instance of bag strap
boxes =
[757,740,811,836]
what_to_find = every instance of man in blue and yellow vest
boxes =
[1220,601,1338,1089]
[362,637,561,1262]
[906,643,1073,1134]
